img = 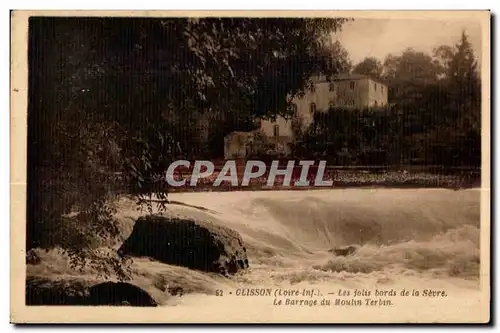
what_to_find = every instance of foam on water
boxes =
[161,189,481,287]
[29,189,482,308]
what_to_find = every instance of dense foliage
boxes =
[27,17,351,278]
[296,32,481,168]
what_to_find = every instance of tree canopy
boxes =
[295,31,481,169]
[27,17,352,277]
[352,56,383,79]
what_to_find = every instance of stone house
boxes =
[224,73,388,159]
[260,73,389,143]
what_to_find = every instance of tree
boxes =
[353,57,383,79]
[299,31,481,169]
[27,17,352,278]
[323,40,353,75]
[429,31,481,167]
[436,31,481,113]
[382,48,441,106]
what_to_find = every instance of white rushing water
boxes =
[131,189,485,323]
[30,188,487,323]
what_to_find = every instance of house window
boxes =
[310,103,316,114]
[329,83,335,91]
[329,101,335,109]
[374,101,378,107]
[291,103,298,113]
[273,124,279,137]
[381,86,384,93]
[349,81,355,90]
[374,83,377,91]
[311,84,316,93]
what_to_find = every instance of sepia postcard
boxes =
[10,10,491,324]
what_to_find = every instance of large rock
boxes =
[26,277,157,306]
[329,245,359,257]
[118,215,249,275]
[88,282,157,307]
[26,277,89,305]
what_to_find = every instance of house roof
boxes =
[312,73,387,86]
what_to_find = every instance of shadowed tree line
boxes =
[27,17,351,278]
[294,32,481,169]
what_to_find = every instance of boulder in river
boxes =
[330,245,359,257]
[25,277,89,305]
[26,278,158,306]
[88,281,157,307]
[118,215,249,275]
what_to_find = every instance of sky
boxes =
[332,18,483,66]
